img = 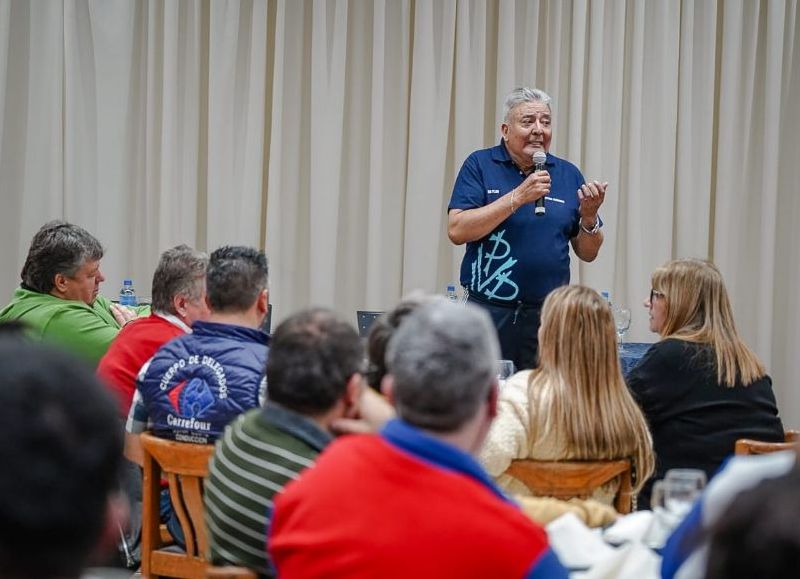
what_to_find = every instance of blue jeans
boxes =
[159,489,186,549]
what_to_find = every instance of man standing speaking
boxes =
[448,87,606,370]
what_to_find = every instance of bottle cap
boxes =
[447,285,456,292]
[123,279,133,285]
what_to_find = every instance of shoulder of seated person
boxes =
[500,371,534,402]
[504,370,533,389]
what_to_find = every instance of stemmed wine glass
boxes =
[496,360,516,388]
[612,306,631,352]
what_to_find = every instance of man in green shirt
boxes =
[0,220,142,365]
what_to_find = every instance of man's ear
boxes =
[53,273,69,294]
[500,122,510,141]
[380,375,396,406]
[344,373,363,407]
[258,288,269,314]
[173,294,187,318]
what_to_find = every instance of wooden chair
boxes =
[505,458,634,514]
[734,429,800,455]
[141,432,216,579]
[205,567,258,579]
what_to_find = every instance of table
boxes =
[619,342,652,377]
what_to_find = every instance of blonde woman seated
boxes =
[627,258,784,508]
[480,285,655,507]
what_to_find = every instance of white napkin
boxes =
[602,510,654,545]
[578,542,661,579]
[546,512,616,570]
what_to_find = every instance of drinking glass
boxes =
[648,478,701,547]
[496,360,516,388]
[612,306,631,352]
[665,468,707,492]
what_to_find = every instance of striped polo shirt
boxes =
[204,402,332,576]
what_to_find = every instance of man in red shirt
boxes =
[97,245,210,418]
[269,301,567,578]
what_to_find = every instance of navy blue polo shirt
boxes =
[448,140,587,305]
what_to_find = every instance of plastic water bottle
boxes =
[119,279,138,306]
[446,284,458,303]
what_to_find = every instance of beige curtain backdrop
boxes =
[0,0,798,424]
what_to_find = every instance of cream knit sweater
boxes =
[479,370,617,505]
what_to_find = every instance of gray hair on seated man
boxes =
[386,300,499,433]
[150,245,209,316]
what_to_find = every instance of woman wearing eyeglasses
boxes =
[627,258,784,508]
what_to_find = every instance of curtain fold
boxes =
[1,0,799,425]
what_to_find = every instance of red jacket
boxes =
[269,420,566,578]
[97,313,187,417]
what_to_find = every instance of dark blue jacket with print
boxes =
[138,320,269,444]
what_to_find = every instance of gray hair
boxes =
[150,245,209,315]
[20,221,104,294]
[386,300,499,432]
[503,87,553,123]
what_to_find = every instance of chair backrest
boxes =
[356,310,384,338]
[141,432,216,579]
[734,429,800,455]
[505,458,634,514]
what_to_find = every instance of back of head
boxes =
[386,300,497,433]
[206,246,268,313]
[150,245,209,315]
[267,308,362,415]
[651,258,765,386]
[365,294,434,391]
[535,285,654,488]
[706,467,800,579]
[538,285,619,385]
[20,220,104,294]
[0,339,122,579]
[652,258,731,339]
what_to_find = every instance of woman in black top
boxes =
[627,258,783,508]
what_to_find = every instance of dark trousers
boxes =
[468,295,542,371]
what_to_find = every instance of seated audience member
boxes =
[0,338,124,579]
[705,465,800,578]
[363,295,430,392]
[626,258,783,508]
[126,245,270,449]
[0,220,143,364]
[661,450,797,579]
[125,246,270,545]
[480,285,654,507]
[269,301,568,578]
[98,245,210,417]
[360,295,614,526]
[205,308,364,576]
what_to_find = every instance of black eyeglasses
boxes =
[649,289,665,303]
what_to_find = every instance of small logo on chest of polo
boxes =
[487,189,500,196]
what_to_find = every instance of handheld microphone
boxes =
[533,151,547,216]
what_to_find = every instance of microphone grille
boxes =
[533,151,547,166]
